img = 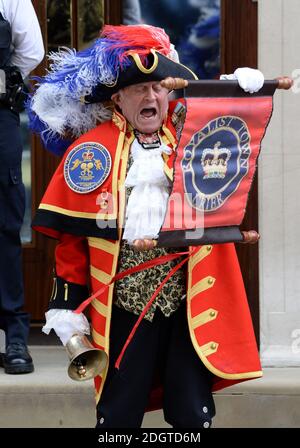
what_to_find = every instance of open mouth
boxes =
[140,107,157,119]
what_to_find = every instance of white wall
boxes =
[258,0,300,366]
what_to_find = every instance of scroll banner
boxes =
[158,80,277,247]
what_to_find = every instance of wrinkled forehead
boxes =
[121,81,163,93]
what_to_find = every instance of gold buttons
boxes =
[99,190,109,210]
[206,245,212,252]
[100,200,108,209]
[210,343,217,350]
[64,283,68,301]
[207,277,214,285]
[209,310,216,317]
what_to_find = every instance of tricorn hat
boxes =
[27,24,197,155]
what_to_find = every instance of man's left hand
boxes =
[220,67,264,93]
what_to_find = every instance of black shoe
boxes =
[2,343,34,374]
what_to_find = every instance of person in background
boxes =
[0,0,44,374]
[123,0,142,24]
[179,0,220,78]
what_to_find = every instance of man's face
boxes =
[111,81,169,133]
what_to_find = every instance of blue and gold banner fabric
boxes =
[158,80,277,247]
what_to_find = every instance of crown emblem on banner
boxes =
[201,142,231,179]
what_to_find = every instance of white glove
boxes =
[42,309,90,346]
[220,67,264,93]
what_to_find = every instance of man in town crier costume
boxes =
[28,24,265,428]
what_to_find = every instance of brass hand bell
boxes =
[66,334,108,381]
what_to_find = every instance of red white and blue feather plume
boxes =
[27,25,173,155]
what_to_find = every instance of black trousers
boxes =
[96,303,215,428]
[0,108,30,346]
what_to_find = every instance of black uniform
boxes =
[0,12,31,355]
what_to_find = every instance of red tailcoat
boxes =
[33,107,262,408]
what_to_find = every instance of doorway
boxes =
[23,0,259,345]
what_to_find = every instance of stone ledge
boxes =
[0,347,299,428]
[0,346,94,393]
[214,367,300,395]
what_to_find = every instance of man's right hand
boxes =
[133,239,158,251]
[42,309,90,346]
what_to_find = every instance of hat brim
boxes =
[84,51,197,103]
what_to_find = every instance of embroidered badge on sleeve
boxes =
[64,142,112,193]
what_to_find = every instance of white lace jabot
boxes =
[122,138,172,245]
